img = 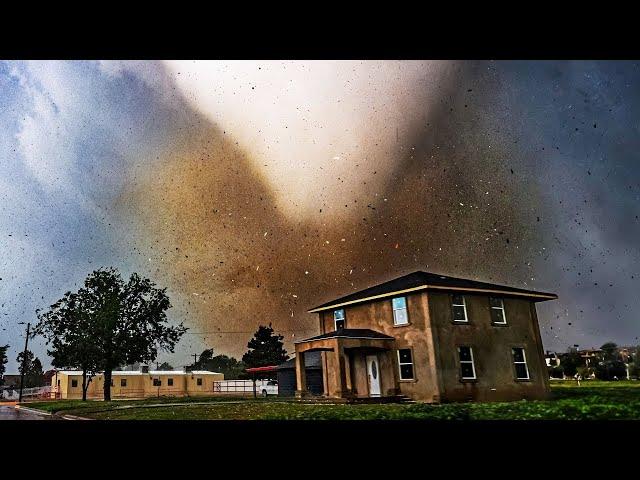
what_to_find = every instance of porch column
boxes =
[335,344,350,398]
[388,350,401,396]
[295,351,307,398]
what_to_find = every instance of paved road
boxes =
[0,405,52,420]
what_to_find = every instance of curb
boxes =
[59,413,92,421]
[14,405,53,417]
[15,404,91,420]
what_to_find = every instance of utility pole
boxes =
[18,322,30,403]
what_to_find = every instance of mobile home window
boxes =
[120,378,127,387]
[71,379,78,388]
[197,378,203,386]
[458,346,476,380]
[452,295,468,322]
[489,297,507,324]
[168,378,173,386]
[397,349,414,380]
[392,296,409,325]
[512,347,530,380]
[334,309,345,330]
[153,379,161,387]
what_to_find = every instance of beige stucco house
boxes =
[294,271,557,403]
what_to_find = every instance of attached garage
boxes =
[277,351,323,397]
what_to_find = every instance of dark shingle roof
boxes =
[277,351,323,370]
[308,270,557,312]
[295,328,395,344]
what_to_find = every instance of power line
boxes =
[184,328,318,335]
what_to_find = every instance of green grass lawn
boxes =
[26,380,640,420]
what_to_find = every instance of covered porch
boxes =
[294,329,400,400]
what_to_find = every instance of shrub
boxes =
[549,365,564,379]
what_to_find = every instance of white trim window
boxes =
[512,347,530,380]
[458,346,476,380]
[452,294,468,322]
[334,309,346,330]
[392,296,409,325]
[489,297,507,324]
[397,348,415,380]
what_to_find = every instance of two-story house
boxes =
[294,271,557,403]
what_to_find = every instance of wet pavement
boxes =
[0,404,53,420]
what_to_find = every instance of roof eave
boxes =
[308,284,558,313]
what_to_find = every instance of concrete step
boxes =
[394,395,417,404]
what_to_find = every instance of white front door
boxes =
[366,355,381,397]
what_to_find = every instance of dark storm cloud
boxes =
[2,60,639,373]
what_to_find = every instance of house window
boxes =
[334,309,346,330]
[168,378,173,386]
[512,347,530,380]
[489,297,507,324]
[397,349,414,380]
[153,379,161,387]
[197,378,203,386]
[392,296,409,326]
[452,294,468,322]
[120,378,127,387]
[458,346,476,380]
[110,379,114,387]
[71,379,78,388]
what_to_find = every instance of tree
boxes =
[548,365,564,379]
[594,359,627,380]
[0,344,8,386]
[16,350,45,388]
[34,267,187,401]
[242,324,289,368]
[189,348,247,379]
[30,357,44,387]
[559,349,583,377]
[34,289,103,400]
[157,362,173,371]
[600,342,619,362]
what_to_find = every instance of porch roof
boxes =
[295,328,394,344]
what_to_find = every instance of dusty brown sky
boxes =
[115,61,548,361]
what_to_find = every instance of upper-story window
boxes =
[489,297,507,324]
[334,309,346,330]
[451,294,468,322]
[392,296,409,325]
